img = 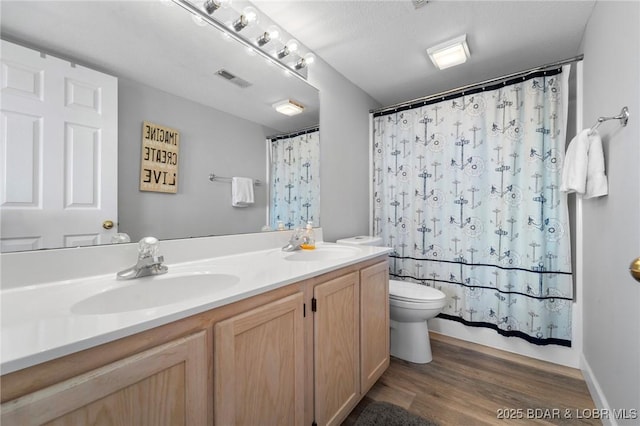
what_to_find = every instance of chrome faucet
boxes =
[282,228,309,252]
[117,237,168,280]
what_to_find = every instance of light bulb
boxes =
[266,25,280,41]
[286,39,299,53]
[277,39,299,59]
[242,7,258,24]
[257,25,281,46]
[233,7,258,32]
[303,52,315,65]
[296,52,316,69]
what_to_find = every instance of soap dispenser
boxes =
[301,221,316,250]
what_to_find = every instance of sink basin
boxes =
[283,245,360,262]
[71,272,240,315]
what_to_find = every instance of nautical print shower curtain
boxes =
[269,127,320,230]
[372,68,573,346]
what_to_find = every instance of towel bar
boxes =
[589,106,629,134]
[209,173,262,186]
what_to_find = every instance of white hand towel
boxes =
[560,129,608,198]
[583,130,608,199]
[231,177,254,207]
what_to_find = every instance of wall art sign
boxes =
[139,121,179,193]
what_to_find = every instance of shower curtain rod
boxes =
[371,54,584,116]
[268,124,320,141]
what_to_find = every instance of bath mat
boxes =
[354,401,437,426]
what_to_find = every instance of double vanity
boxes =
[1,231,391,425]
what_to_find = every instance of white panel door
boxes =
[0,40,118,252]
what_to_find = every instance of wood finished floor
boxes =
[344,333,599,426]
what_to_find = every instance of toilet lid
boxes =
[389,280,446,302]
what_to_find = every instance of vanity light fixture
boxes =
[173,0,315,80]
[426,34,470,70]
[233,6,258,32]
[273,99,304,116]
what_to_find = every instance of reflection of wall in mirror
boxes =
[119,78,275,241]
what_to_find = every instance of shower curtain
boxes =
[372,68,573,346]
[269,127,320,230]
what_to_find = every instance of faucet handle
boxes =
[138,236,160,258]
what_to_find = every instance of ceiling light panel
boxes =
[426,34,470,70]
[273,99,304,116]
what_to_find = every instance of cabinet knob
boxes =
[630,257,640,282]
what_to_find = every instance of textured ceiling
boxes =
[254,0,596,107]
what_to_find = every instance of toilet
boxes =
[336,236,447,364]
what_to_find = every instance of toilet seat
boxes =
[389,280,446,303]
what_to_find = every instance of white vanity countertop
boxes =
[1,242,390,375]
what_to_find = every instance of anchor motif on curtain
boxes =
[373,69,573,346]
[270,128,320,230]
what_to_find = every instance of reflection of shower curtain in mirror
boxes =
[269,128,320,230]
[372,68,573,346]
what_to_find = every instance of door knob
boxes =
[103,220,114,230]
[630,257,640,282]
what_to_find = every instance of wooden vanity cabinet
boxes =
[1,256,389,426]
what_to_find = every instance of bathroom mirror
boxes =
[0,0,320,252]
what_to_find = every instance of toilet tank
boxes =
[335,236,383,246]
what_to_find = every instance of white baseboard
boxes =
[580,354,617,426]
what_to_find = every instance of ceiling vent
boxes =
[215,69,252,88]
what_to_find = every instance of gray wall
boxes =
[118,78,272,242]
[308,59,381,242]
[582,1,640,421]
[119,53,380,245]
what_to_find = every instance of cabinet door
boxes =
[1,331,208,426]
[314,272,360,426]
[214,292,305,426]
[360,261,390,393]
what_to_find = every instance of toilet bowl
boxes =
[336,236,447,364]
[389,279,446,364]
